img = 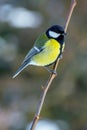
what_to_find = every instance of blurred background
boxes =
[0,0,87,130]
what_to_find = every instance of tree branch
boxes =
[30,0,77,130]
[64,0,77,33]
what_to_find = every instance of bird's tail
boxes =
[12,61,29,78]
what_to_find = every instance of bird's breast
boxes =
[31,39,61,66]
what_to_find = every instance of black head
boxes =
[46,25,66,44]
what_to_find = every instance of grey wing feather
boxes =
[22,47,41,64]
[12,61,29,78]
[13,46,43,78]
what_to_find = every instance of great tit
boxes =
[13,25,65,78]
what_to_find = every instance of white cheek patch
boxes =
[49,31,60,38]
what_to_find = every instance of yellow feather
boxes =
[31,39,61,66]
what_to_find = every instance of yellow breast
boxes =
[31,39,61,66]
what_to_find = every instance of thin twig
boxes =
[30,0,77,130]
[64,0,77,33]
[30,69,58,130]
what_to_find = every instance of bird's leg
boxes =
[44,66,57,75]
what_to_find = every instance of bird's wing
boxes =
[13,33,48,78]
[34,33,48,47]
[22,46,44,64]
[22,33,48,64]
[12,60,29,78]
[13,46,44,78]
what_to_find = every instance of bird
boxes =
[12,25,66,78]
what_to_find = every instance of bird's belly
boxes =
[31,39,61,66]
